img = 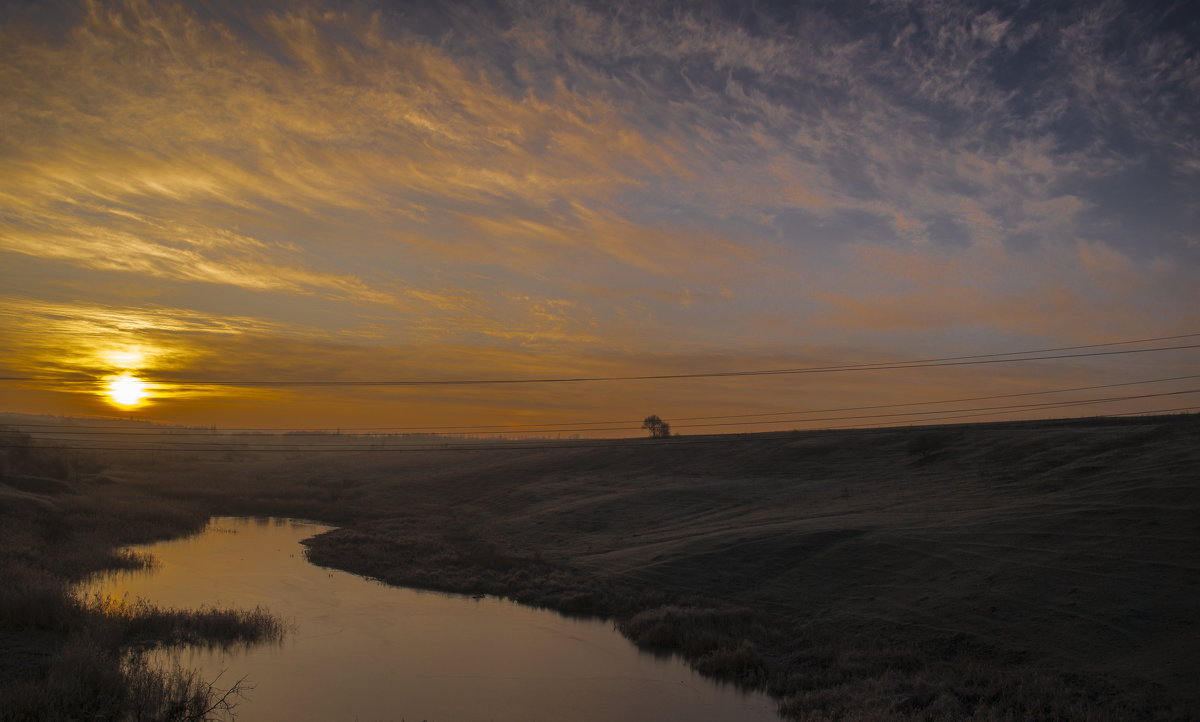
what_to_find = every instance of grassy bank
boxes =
[292,418,1199,719]
[0,429,286,722]
[6,415,1199,719]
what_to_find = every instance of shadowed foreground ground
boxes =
[4,414,1199,719]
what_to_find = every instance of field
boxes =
[2,414,1198,720]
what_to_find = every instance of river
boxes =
[81,516,782,721]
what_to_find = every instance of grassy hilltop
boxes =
[2,414,1198,720]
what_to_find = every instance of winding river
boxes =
[82,517,781,721]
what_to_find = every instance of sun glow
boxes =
[106,374,148,407]
[105,348,147,369]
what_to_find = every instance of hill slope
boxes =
[104,415,1200,719]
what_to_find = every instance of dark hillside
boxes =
[88,414,1200,719]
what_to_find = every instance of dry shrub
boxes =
[0,637,246,722]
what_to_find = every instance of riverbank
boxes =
[295,416,1200,719]
[4,414,1199,719]
[0,430,285,721]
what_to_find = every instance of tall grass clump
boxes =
[84,593,286,649]
[0,580,277,721]
[621,604,774,688]
[0,431,285,721]
[0,637,250,722]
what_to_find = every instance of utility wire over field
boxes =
[1,332,1199,388]
[4,388,1198,452]
[3,407,1200,454]
[8,382,1200,436]
[1,333,1196,448]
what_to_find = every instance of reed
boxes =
[0,428,284,722]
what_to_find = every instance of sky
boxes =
[1,0,1198,435]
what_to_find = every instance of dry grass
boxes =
[5,415,1199,719]
[80,593,286,650]
[0,428,284,722]
[1,636,252,722]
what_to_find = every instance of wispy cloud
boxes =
[1,0,1195,427]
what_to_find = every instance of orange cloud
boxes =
[1,1,1195,431]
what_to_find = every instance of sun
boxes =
[106,374,148,407]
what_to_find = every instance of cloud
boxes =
[0,1,699,288]
[5,0,1192,285]
[811,237,1200,341]
[0,0,1195,427]
[0,295,291,387]
[0,220,399,304]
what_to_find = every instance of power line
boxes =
[3,409,1195,454]
[11,390,1198,447]
[668,373,1200,422]
[105,341,1200,385]
[818,402,1200,431]
[675,388,1200,430]
[6,375,1200,436]
[1,334,1197,388]
[5,377,1200,437]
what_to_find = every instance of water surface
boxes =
[84,517,781,722]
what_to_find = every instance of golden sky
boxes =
[1,0,1197,434]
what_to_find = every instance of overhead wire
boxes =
[9,388,1200,438]
[3,407,1195,455]
[6,390,1196,451]
[4,375,1198,436]
[1,333,1196,448]
[5,370,1200,435]
[668,373,1200,422]
[0,333,1197,388]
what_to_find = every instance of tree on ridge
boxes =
[642,415,671,439]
